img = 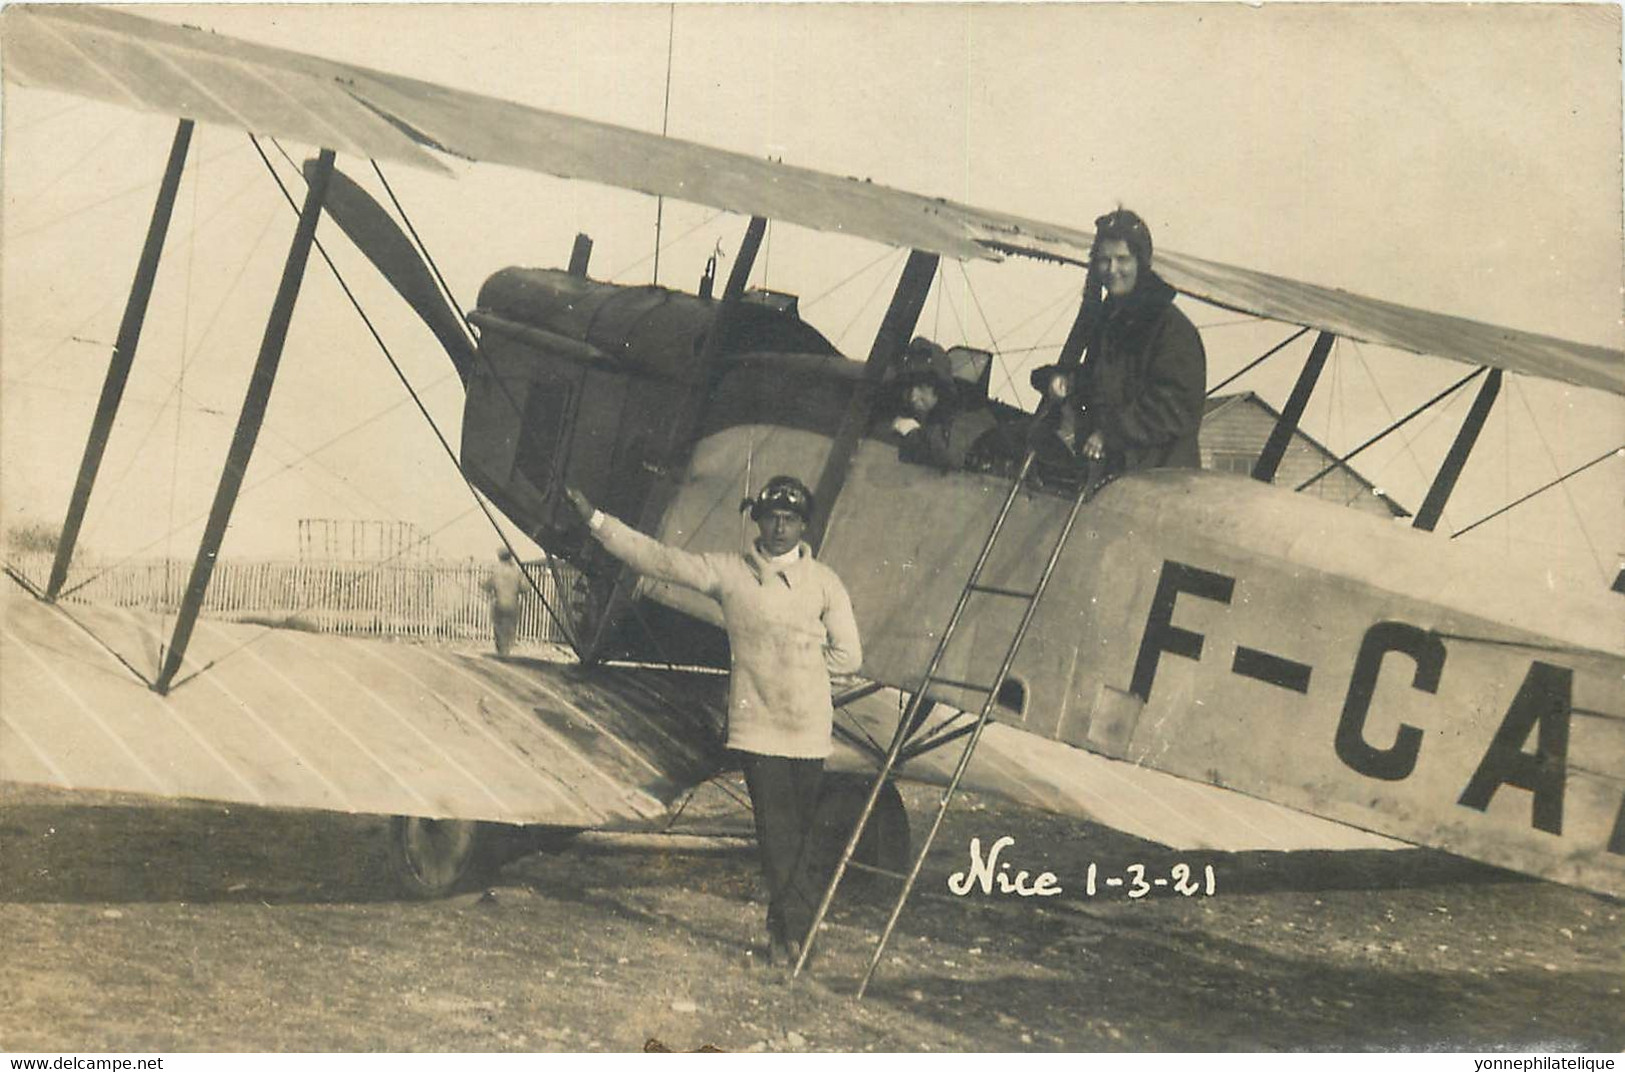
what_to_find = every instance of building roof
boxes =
[1202,392,1412,519]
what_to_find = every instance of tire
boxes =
[385,816,500,899]
[805,773,911,902]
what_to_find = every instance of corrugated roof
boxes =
[1202,392,1411,518]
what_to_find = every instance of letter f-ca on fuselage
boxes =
[450,260,1624,900]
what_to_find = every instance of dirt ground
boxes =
[1,779,1620,1053]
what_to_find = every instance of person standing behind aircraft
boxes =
[1073,209,1206,474]
[565,476,862,968]
[483,548,524,657]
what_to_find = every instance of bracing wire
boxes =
[651,3,676,286]
[75,136,582,686]
[249,136,585,659]
[6,141,250,244]
[14,295,123,385]
[1295,367,1484,494]
[1503,377,1610,580]
[9,96,88,137]
[368,153,694,673]
[1206,326,1310,397]
[62,365,465,600]
[80,199,285,549]
[933,257,971,348]
[606,208,728,283]
[1000,278,1081,347]
[955,261,1023,400]
[9,113,129,224]
[14,151,267,386]
[833,252,906,350]
[366,159,476,342]
[1342,338,1450,495]
[800,246,899,310]
[1452,445,1624,542]
[166,502,488,692]
[1191,315,1270,331]
[367,151,658,662]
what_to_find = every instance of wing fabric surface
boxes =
[4,5,1620,395]
[0,584,727,826]
[0,5,447,173]
[831,691,1401,854]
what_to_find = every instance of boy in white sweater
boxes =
[567,476,862,966]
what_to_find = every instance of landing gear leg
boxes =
[385,816,497,899]
[804,773,911,900]
[384,817,581,899]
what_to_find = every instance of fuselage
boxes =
[457,266,1625,898]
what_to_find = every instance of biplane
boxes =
[2,4,1621,991]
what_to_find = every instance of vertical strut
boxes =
[567,233,593,277]
[806,249,938,552]
[1252,330,1334,483]
[579,217,766,660]
[153,149,336,694]
[1413,368,1502,532]
[47,119,195,600]
[1055,260,1103,369]
[1295,367,1485,494]
[723,216,767,300]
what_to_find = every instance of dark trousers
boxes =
[740,752,824,946]
[491,606,518,656]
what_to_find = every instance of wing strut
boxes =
[805,249,939,552]
[46,118,195,601]
[1251,330,1334,483]
[153,148,336,694]
[1295,366,1486,494]
[567,233,593,277]
[580,217,766,660]
[1054,261,1104,369]
[1413,368,1502,532]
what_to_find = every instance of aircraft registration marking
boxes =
[1231,645,1312,694]
[1130,559,1625,855]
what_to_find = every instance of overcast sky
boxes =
[2,2,1620,587]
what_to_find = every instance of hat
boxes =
[1029,362,1076,398]
[1092,208,1154,270]
[897,337,956,395]
[744,475,815,522]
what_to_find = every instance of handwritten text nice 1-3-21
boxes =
[947,836,1062,897]
[948,837,1220,899]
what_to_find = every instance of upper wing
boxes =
[4,3,1621,396]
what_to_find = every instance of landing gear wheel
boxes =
[806,773,911,901]
[386,816,498,899]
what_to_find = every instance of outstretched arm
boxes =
[567,487,721,597]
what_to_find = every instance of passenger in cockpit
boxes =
[889,337,996,472]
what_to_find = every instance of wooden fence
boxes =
[7,552,581,647]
